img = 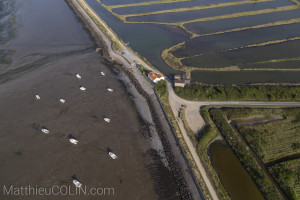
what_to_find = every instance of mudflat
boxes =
[0,0,157,199]
[0,51,157,200]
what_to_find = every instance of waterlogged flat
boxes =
[182,39,300,68]
[112,0,242,15]
[243,60,300,69]
[101,0,157,6]
[0,0,161,199]
[191,70,300,84]
[126,0,293,23]
[174,22,300,58]
[184,9,300,35]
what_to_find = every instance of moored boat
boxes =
[41,128,49,134]
[79,86,86,91]
[109,152,117,159]
[73,179,82,188]
[69,138,78,144]
[104,117,110,122]
[75,73,81,79]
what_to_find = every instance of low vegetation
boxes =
[236,108,300,163]
[175,84,300,101]
[269,159,300,200]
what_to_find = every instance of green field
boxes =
[235,109,300,163]
[174,85,300,101]
[269,159,300,200]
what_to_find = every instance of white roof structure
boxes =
[109,152,117,159]
[75,73,81,79]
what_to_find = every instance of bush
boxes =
[175,85,300,102]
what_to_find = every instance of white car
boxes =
[104,117,111,123]
[69,138,78,145]
[100,72,105,76]
[79,86,86,91]
[75,73,81,79]
[107,88,113,92]
[59,98,65,103]
[35,94,41,100]
[41,128,49,134]
[109,152,117,159]
[73,180,82,188]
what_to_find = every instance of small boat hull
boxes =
[41,128,49,134]
[73,180,82,188]
[109,152,117,159]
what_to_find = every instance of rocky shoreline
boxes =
[65,0,203,199]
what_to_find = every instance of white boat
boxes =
[100,72,105,76]
[69,138,78,144]
[35,94,41,100]
[59,98,65,103]
[107,88,113,92]
[41,128,49,134]
[75,73,81,79]
[79,86,86,91]
[73,180,82,188]
[109,152,117,159]
[104,117,110,122]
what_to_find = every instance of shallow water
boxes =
[173,22,300,58]
[101,0,156,6]
[184,8,300,35]
[191,70,300,84]
[113,0,242,15]
[126,0,293,23]
[182,39,300,68]
[209,141,265,200]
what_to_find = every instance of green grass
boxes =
[269,159,300,200]
[232,108,300,163]
[175,85,300,101]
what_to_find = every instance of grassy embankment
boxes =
[196,106,232,200]
[156,81,232,200]
[209,108,285,200]
[175,85,300,101]
[78,0,121,52]
[222,107,300,200]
